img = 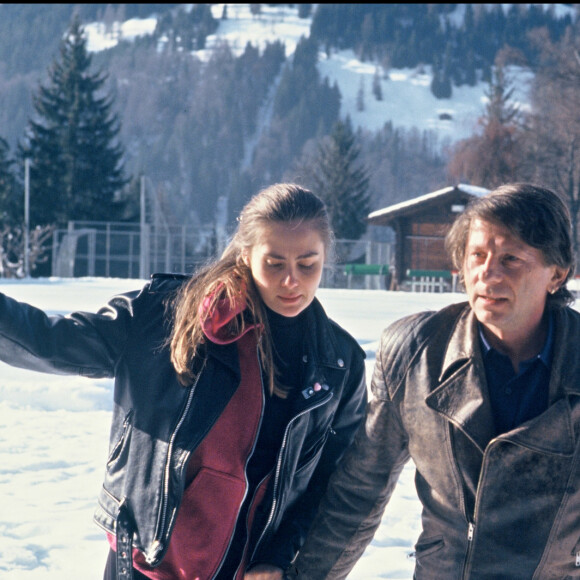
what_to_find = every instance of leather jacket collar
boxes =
[427,304,579,456]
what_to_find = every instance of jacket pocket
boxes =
[295,428,331,475]
[107,409,134,470]
[411,535,445,560]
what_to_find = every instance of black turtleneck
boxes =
[216,304,311,578]
[267,304,309,394]
[251,304,309,478]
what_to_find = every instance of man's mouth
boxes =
[478,294,507,303]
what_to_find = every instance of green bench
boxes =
[342,263,391,290]
[344,263,390,276]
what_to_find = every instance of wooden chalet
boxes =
[368,184,490,288]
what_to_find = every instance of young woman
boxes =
[0,183,367,579]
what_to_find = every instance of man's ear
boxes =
[550,266,569,293]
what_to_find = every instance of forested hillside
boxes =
[0,4,578,243]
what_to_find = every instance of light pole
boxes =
[24,158,30,278]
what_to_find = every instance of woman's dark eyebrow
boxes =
[266,250,320,260]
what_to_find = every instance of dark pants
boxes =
[103,549,150,580]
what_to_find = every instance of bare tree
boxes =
[448,62,524,188]
[0,225,53,278]
[521,27,580,264]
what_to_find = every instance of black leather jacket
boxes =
[0,274,367,574]
[292,302,580,579]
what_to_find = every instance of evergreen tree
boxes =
[298,4,312,19]
[484,64,519,125]
[20,15,127,226]
[299,118,370,241]
[255,36,340,184]
[465,49,478,87]
[356,77,366,112]
[430,55,452,99]
[0,137,20,224]
[372,67,383,100]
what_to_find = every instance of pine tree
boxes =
[372,67,383,101]
[484,64,519,126]
[356,77,366,112]
[430,54,452,99]
[0,137,20,224]
[300,118,371,241]
[20,15,127,226]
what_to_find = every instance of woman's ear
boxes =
[241,250,250,268]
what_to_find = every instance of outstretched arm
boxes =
[0,289,138,377]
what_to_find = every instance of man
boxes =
[289,183,580,579]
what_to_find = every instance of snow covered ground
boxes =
[0,276,475,579]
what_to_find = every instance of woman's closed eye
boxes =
[265,260,284,269]
[299,262,316,271]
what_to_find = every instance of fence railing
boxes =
[52,221,219,279]
[44,223,580,295]
[51,221,394,289]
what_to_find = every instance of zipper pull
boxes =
[576,551,580,567]
[145,540,164,565]
[467,522,474,542]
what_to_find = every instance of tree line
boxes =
[311,4,573,95]
[0,4,579,276]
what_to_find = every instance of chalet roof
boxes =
[367,183,490,225]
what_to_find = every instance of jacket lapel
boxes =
[426,308,494,454]
[426,306,580,457]
[503,307,580,457]
[503,397,576,455]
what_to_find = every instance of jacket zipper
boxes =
[449,420,477,579]
[461,518,476,579]
[146,366,205,565]
[462,436,504,579]
[221,345,267,580]
[248,391,334,564]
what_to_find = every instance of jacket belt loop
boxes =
[116,498,134,580]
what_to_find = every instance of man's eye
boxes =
[503,255,520,264]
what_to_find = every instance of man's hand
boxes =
[244,563,284,579]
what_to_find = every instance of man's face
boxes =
[463,218,565,349]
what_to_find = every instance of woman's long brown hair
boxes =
[169,183,334,395]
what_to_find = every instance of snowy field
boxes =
[2,277,578,579]
[0,276,473,579]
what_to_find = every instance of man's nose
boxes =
[480,255,500,280]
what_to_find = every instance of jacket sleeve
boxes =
[289,320,415,579]
[0,287,142,378]
[253,341,369,572]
